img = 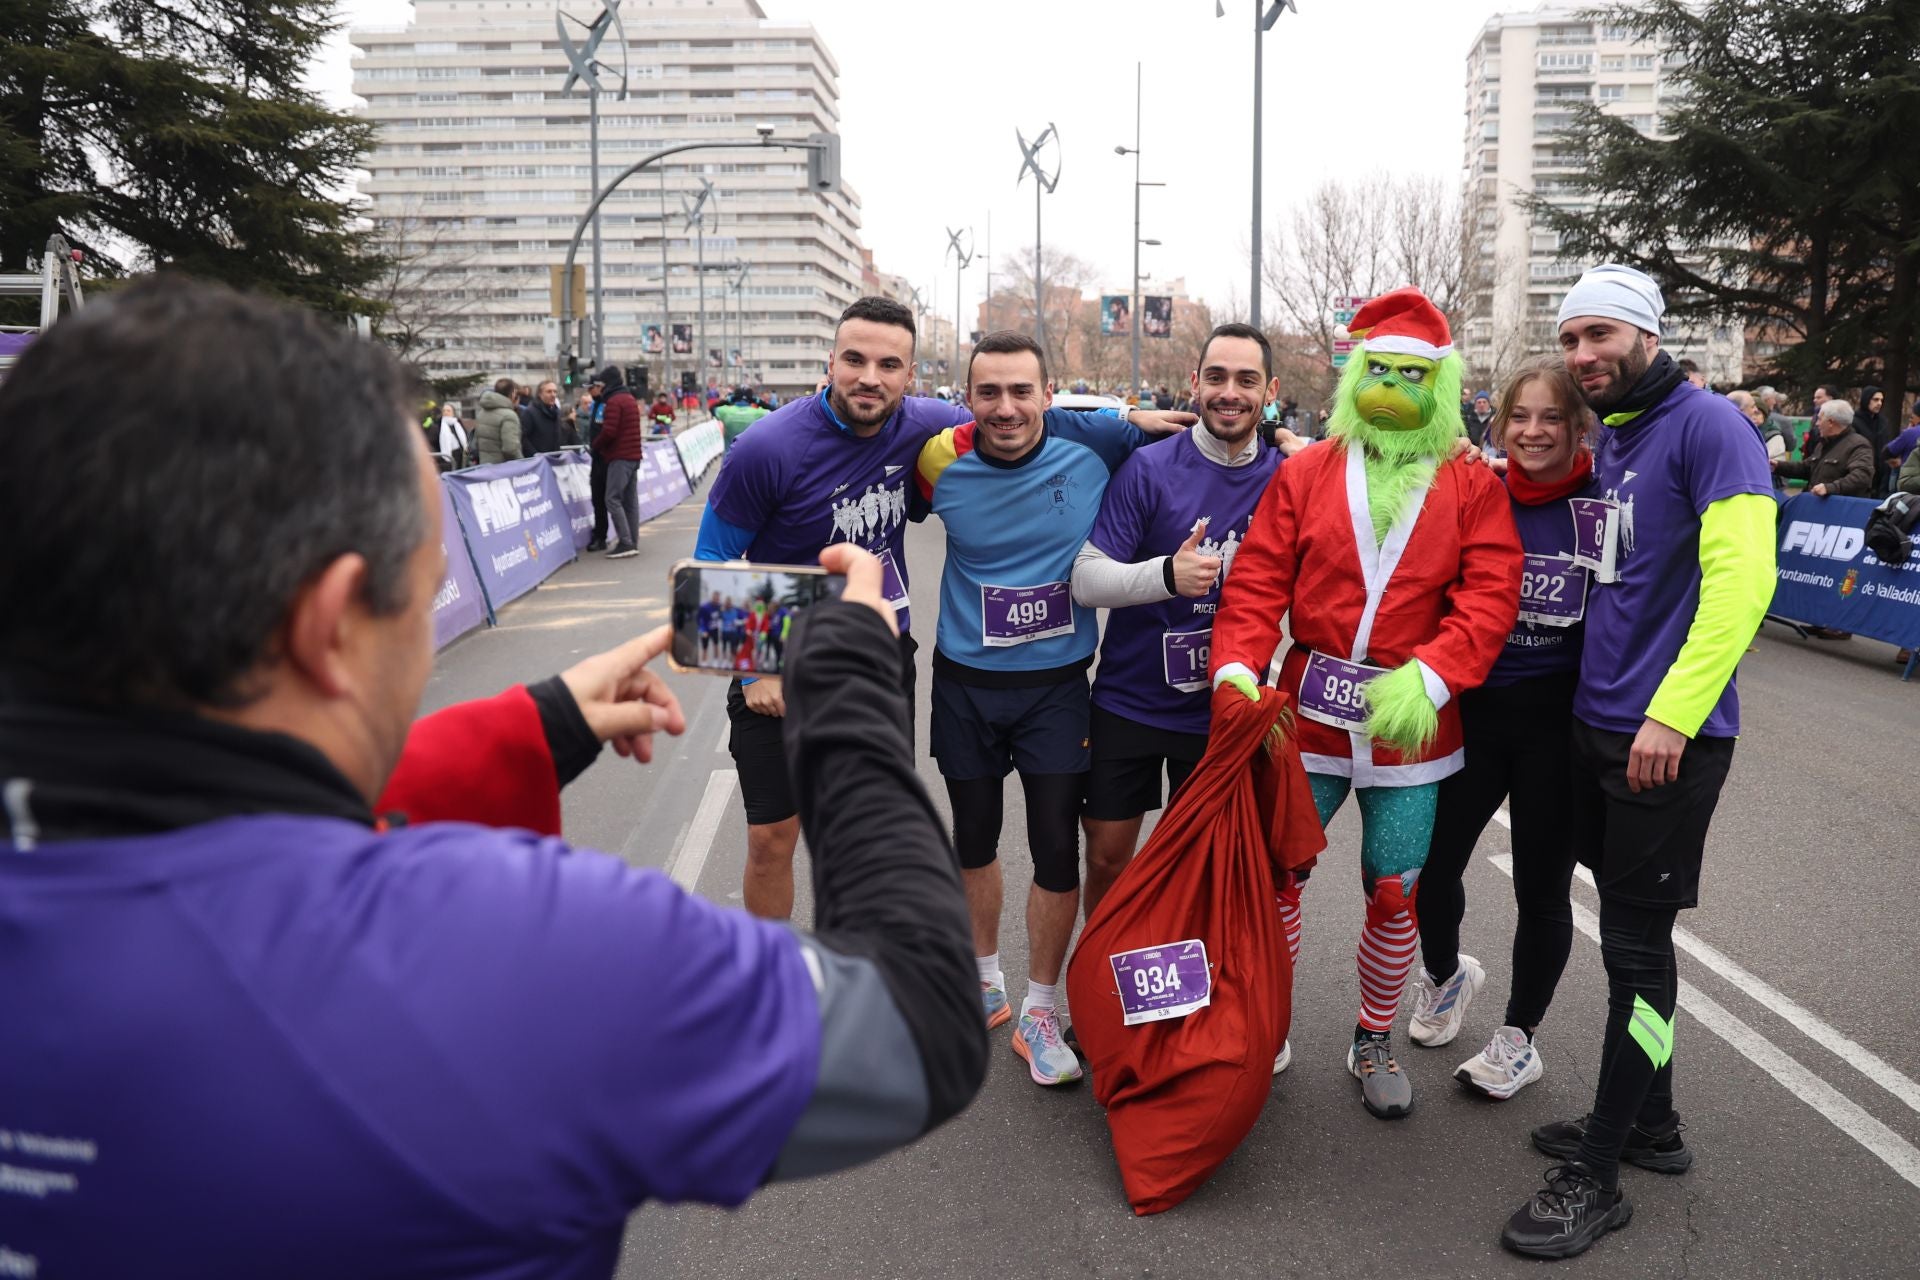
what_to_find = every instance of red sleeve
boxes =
[1208,462,1297,682]
[377,685,562,836]
[1410,463,1524,695]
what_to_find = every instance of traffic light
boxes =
[565,354,583,387]
[625,364,643,393]
[806,132,840,193]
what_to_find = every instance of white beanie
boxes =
[1556,263,1665,337]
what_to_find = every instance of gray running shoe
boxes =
[1348,1033,1414,1118]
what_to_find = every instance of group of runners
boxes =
[694,263,1774,1260]
[695,593,792,673]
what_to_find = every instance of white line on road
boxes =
[667,770,737,894]
[715,717,729,755]
[1490,806,1920,1118]
[1488,852,1920,1192]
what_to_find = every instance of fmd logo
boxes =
[1781,520,1863,561]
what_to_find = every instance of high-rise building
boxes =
[1460,1,1741,387]
[350,0,869,398]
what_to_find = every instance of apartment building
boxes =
[351,0,871,398]
[1460,1,1741,386]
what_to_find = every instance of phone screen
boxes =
[669,561,845,676]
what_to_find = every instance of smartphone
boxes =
[668,559,846,677]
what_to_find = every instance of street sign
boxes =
[1330,294,1367,310]
[550,263,586,318]
[1332,337,1359,370]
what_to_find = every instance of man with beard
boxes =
[696,299,1191,920]
[1069,324,1294,926]
[1499,264,1774,1261]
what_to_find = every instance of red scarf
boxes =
[1503,448,1593,506]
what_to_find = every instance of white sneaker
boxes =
[1455,1025,1544,1100]
[1012,1008,1083,1086]
[1272,1038,1292,1075]
[1408,954,1485,1047]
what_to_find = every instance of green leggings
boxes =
[1308,773,1438,887]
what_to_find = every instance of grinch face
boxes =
[1354,353,1439,432]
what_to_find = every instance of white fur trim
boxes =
[1361,334,1454,360]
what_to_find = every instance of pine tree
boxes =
[0,0,384,318]
[1532,0,1920,405]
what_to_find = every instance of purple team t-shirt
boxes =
[1089,432,1282,735]
[1575,381,1774,737]
[1487,472,1602,687]
[1,815,821,1278]
[706,392,968,632]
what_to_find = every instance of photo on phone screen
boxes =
[669,561,845,677]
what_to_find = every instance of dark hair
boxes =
[836,296,916,343]
[1820,383,1845,400]
[494,376,516,396]
[0,274,425,710]
[1489,356,1596,450]
[1196,322,1273,382]
[1676,358,1699,375]
[967,330,1048,389]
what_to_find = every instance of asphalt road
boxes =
[422,472,1920,1278]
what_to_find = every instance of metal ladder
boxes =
[0,234,86,378]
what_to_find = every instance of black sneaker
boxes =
[1500,1163,1633,1260]
[606,544,640,560]
[585,539,607,552]
[1532,1112,1693,1174]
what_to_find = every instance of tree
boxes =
[991,245,1099,380]
[366,205,491,366]
[1,0,385,320]
[1532,0,1920,406]
[1262,174,1468,375]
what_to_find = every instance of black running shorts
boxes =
[1083,703,1208,821]
[1568,719,1735,910]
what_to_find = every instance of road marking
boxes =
[715,717,729,754]
[1491,806,1920,1118]
[1489,852,1920,1192]
[667,770,737,894]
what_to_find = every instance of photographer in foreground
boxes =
[0,277,986,1279]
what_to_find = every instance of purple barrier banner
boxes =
[443,457,577,611]
[635,441,693,524]
[432,481,489,649]
[547,447,595,550]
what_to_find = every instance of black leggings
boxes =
[1419,673,1579,1030]
[1578,898,1679,1184]
[947,772,1085,894]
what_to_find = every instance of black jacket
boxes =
[519,400,565,456]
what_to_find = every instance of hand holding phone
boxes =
[669,558,847,677]
[818,544,899,637]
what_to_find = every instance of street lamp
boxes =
[557,1,629,367]
[1222,0,1299,331]
[1115,61,1168,400]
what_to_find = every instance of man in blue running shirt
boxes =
[913,331,1155,1088]
[696,299,1192,919]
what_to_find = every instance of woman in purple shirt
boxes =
[1405,360,1599,1100]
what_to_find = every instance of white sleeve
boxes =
[1070,540,1174,608]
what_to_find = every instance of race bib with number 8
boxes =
[1296,651,1389,734]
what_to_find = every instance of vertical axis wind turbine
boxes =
[557,0,630,367]
[1016,124,1061,359]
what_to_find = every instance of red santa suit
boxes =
[1209,438,1523,787]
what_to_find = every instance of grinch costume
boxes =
[1209,288,1523,1117]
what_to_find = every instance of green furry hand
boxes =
[1222,673,1261,702]
[1362,661,1439,756]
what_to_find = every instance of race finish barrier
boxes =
[1770,492,1920,679]
[431,418,728,650]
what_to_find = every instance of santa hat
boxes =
[1349,287,1453,360]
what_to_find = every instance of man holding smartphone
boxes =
[695,298,1192,921]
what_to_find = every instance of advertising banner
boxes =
[675,419,725,484]
[431,480,489,649]
[643,324,664,355]
[1771,493,1920,647]
[1143,295,1173,338]
[443,457,577,611]
[547,447,596,550]
[1100,295,1132,337]
[635,440,694,524]
[671,323,692,355]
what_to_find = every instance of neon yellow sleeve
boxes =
[1645,493,1777,737]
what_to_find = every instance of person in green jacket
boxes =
[473,378,523,465]
[714,387,770,449]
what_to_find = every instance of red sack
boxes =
[1065,686,1325,1216]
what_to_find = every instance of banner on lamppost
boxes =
[1143,296,1173,339]
[643,324,664,355]
[1100,295,1133,337]
[670,323,692,355]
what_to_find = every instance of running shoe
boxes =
[1272,1038,1293,1076]
[981,981,1011,1031]
[1348,1032,1413,1118]
[606,544,639,559]
[1012,1008,1083,1086]
[1408,954,1484,1047]
[1455,1025,1544,1100]
[1500,1163,1633,1260]
[1531,1112,1693,1174]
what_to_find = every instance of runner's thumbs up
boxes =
[1170,518,1223,598]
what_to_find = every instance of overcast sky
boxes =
[312,0,1526,318]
